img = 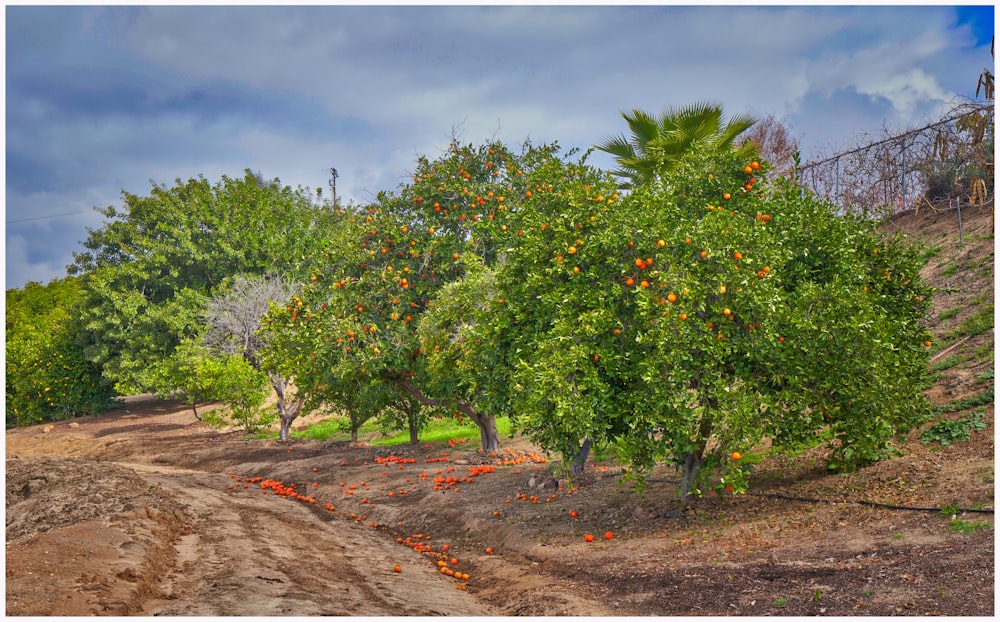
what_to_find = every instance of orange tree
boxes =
[459,143,932,499]
[261,140,569,451]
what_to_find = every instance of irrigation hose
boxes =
[640,478,993,514]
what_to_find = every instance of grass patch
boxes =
[920,411,987,446]
[948,519,993,533]
[918,244,942,264]
[940,262,959,278]
[950,304,994,338]
[975,368,994,383]
[929,355,964,373]
[970,292,991,306]
[288,413,513,447]
[933,387,994,415]
[937,307,961,322]
[972,341,994,362]
[370,416,513,447]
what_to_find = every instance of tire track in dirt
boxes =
[127,464,494,616]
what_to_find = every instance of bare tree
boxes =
[740,114,801,179]
[204,273,305,441]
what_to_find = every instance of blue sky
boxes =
[4,3,995,288]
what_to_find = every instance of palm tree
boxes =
[596,102,758,189]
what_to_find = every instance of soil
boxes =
[5,203,994,617]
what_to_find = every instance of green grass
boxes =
[940,262,959,278]
[933,387,994,415]
[918,244,942,264]
[937,307,961,322]
[948,519,993,533]
[288,413,513,447]
[951,304,994,338]
[920,412,987,446]
[370,416,513,447]
[975,368,994,384]
[929,355,964,373]
[972,342,994,362]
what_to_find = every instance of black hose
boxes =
[746,491,994,514]
[640,478,994,514]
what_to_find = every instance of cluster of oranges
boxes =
[491,448,548,466]
[394,534,472,587]
[228,475,320,506]
[432,464,496,492]
[374,454,417,466]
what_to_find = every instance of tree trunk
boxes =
[393,378,500,452]
[572,438,592,473]
[191,402,202,421]
[350,428,359,443]
[407,402,420,445]
[268,371,303,442]
[678,451,704,501]
[478,412,500,452]
[278,414,295,442]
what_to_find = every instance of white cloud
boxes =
[5,4,993,288]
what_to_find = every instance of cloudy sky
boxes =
[5,3,995,288]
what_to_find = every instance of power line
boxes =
[6,210,90,224]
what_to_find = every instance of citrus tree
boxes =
[262,140,567,450]
[6,277,118,427]
[460,141,932,499]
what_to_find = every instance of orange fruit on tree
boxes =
[731,451,742,461]
[744,165,753,175]
[625,277,635,286]
[733,251,742,261]
[667,293,677,303]
[751,161,761,171]
[568,246,577,255]
[723,193,731,200]
[700,250,708,259]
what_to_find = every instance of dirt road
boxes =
[5,405,499,616]
[131,464,487,616]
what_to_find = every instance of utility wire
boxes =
[6,210,90,224]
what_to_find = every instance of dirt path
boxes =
[125,464,488,616]
[5,408,500,616]
[7,363,994,618]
